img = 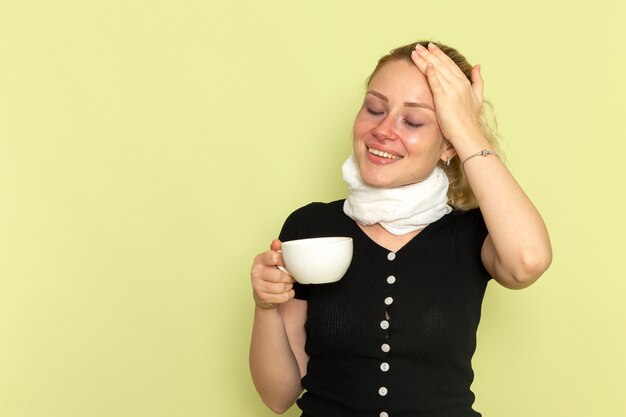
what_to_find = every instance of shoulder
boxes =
[285,199,345,223]
[431,206,485,230]
[440,207,488,259]
[422,207,487,248]
[449,206,485,226]
[279,200,349,242]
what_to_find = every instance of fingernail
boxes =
[428,42,438,50]
[415,43,426,52]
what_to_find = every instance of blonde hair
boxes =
[367,41,503,210]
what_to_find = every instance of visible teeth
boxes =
[368,147,400,160]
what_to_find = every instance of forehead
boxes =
[367,59,432,102]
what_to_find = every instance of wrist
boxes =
[255,302,280,312]
[448,130,492,159]
[461,149,500,171]
[445,123,482,144]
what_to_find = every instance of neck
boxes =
[342,154,452,235]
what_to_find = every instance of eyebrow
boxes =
[366,90,435,112]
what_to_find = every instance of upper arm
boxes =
[480,234,499,281]
[278,298,309,378]
[481,234,542,290]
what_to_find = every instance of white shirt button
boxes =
[380,412,389,417]
[384,297,393,305]
[381,343,390,353]
[380,320,389,330]
[387,275,396,284]
[378,386,388,396]
[380,362,390,372]
[387,252,396,261]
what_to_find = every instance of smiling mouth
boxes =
[368,147,402,160]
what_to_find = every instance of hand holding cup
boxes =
[250,239,296,309]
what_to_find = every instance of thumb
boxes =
[270,239,282,252]
[471,65,484,104]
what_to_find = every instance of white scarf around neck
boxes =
[342,155,452,235]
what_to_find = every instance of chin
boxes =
[362,170,423,188]
[360,174,395,188]
[357,165,397,189]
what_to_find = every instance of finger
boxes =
[415,43,456,83]
[255,249,283,269]
[413,50,452,95]
[427,42,467,80]
[252,250,292,283]
[425,63,446,97]
[253,262,295,284]
[251,268,294,300]
[410,50,429,75]
[471,65,484,104]
[273,267,296,283]
[259,280,294,295]
[269,239,282,252]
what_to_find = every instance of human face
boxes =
[353,59,455,188]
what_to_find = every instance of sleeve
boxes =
[453,207,490,281]
[471,208,489,261]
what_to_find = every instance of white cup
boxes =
[278,237,353,284]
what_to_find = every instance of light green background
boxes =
[1,1,624,416]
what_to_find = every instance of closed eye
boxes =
[367,108,384,116]
[404,120,423,128]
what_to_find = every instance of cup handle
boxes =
[276,265,291,276]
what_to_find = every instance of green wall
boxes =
[1,0,624,416]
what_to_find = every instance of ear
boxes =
[440,140,457,163]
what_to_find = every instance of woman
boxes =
[249,41,552,417]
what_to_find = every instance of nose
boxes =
[372,115,399,141]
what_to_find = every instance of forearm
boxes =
[249,306,303,413]
[408,43,551,286]
[457,133,552,286]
